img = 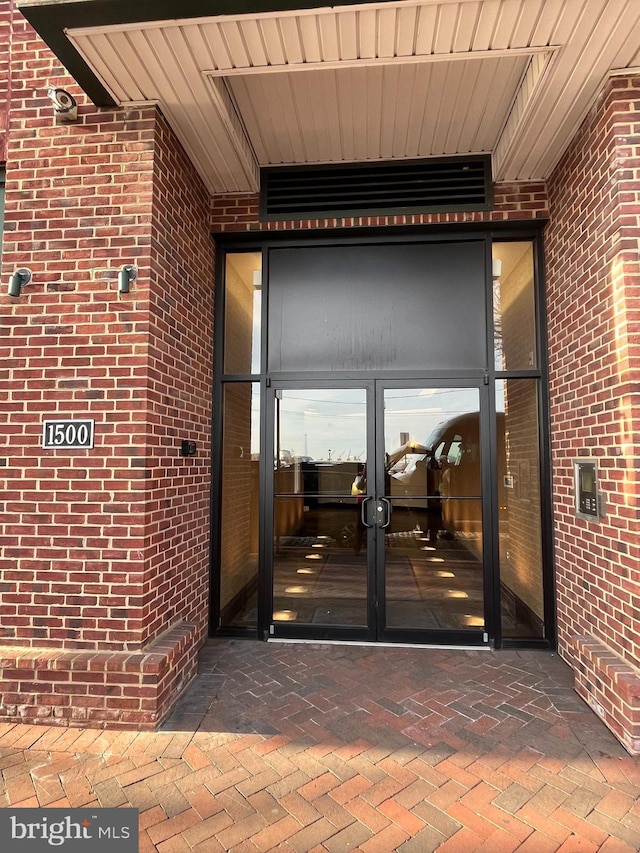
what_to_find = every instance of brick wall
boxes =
[143,110,213,649]
[545,74,640,753]
[0,8,213,726]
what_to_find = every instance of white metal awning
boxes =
[17,0,640,194]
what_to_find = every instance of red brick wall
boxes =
[144,110,213,648]
[1,95,155,650]
[545,75,640,752]
[0,8,213,726]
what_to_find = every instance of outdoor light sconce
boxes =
[118,264,137,294]
[47,87,78,122]
[7,268,32,297]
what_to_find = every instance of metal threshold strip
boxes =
[268,638,491,650]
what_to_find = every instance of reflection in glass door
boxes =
[269,384,487,644]
[380,387,485,639]
[271,387,371,635]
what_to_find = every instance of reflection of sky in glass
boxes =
[278,389,367,461]
[384,388,479,454]
[260,387,492,461]
[250,385,508,459]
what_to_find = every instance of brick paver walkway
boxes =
[1,640,639,852]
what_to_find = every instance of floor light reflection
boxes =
[273,610,298,621]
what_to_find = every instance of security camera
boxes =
[47,87,78,121]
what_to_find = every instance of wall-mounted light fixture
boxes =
[47,87,78,122]
[492,258,502,281]
[7,268,32,297]
[118,264,137,294]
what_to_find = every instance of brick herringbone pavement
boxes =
[1,641,639,852]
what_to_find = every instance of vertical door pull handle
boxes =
[361,496,374,528]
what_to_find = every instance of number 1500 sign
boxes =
[42,420,94,449]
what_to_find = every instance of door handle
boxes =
[377,498,391,529]
[361,496,374,528]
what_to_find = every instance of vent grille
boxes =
[260,156,492,220]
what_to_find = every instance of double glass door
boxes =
[269,381,489,644]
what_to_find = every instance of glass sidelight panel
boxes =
[224,252,262,374]
[220,383,261,628]
[382,388,485,632]
[497,380,545,638]
[272,389,369,627]
[493,242,536,371]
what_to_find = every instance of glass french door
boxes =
[267,381,489,645]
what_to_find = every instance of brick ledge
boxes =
[572,635,640,755]
[0,622,200,730]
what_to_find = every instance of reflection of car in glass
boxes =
[385,440,442,541]
[425,412,482,547]
[383,412,505,553]
[275,412,504,553]
[387,442,430,488]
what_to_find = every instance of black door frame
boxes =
[211,223,555,649]
[263,378,491,646]
[374,378,491,647]
[264,379,376,644]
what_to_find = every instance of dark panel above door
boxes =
[267,241,487,372]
